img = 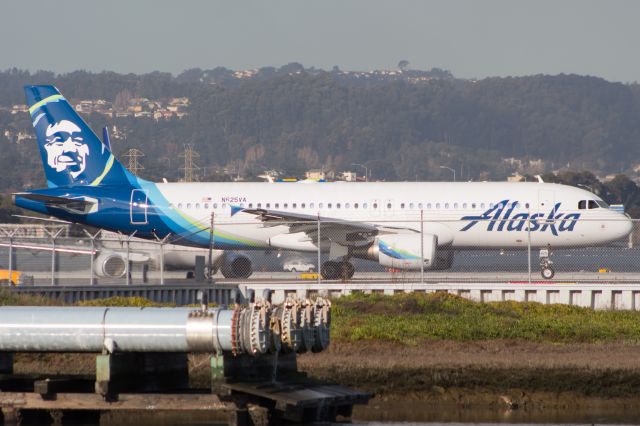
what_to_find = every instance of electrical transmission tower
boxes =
[122,148,145,176]
[179,144,200,182]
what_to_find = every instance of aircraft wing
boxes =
[238,207,414,246]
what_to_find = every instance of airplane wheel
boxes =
[541,267,555,280]
[321,261,340,280]
[340,261,355,279]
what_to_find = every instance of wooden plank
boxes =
[223,382,369,408]
[0,392,234,411]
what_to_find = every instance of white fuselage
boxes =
[153,181,632,251]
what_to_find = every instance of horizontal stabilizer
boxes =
[13,192,97,214]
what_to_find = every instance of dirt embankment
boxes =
[297,340,640,402]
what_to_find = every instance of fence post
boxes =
[7,231,15,286]
[317,215,321,285]
[527,210,532,285]
[420,210,424,287]
[159,234,170,286]
[125,231,137,286]
[83,229,100,286]
[49,229,63,286]
[208,212,215,284]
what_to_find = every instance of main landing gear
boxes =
[321,260,355,280]
[539,247,555,279]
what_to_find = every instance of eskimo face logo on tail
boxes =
[43,120,89,178]
[459,200,580,236]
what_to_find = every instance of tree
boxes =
[397,60,409,71]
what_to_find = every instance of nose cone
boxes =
[614,214,634,240]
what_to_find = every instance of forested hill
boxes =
[0,67,639,190]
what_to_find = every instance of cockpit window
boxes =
[578,200,586,210]
[588,200,599,209]
[596,200,609,208]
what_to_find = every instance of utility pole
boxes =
[179,144,200,182]
[122,148,145,176]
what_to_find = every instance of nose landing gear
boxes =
[539,247,554,279]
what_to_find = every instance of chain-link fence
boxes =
[0,218,638,287]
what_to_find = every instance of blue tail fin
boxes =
[24,85,133,188]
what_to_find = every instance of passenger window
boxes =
[363,203,368,209]
[266,203,270,208]
[204,203,209,209]
[480,203,485,209]
[436,203,440,209]
[387,203,392,209]
[354,203,358,209]
[463,203,467,209]
[319,202,323,209]
[409,203,414,209]
[525,203,530,209]
[373,203,378,209]
[471,203,476,209]
[284,203,288,209]
[400,203,405,209]
[258,203,263,208]
[418,203,423,209]
[301,203,306,209]
[427,203,432,209]
[578,200,586,210]
[454,203,459,209]
[275,203,279,209]
[186,203,192,209]
[345,203,350,208]
[328,203,332,209]
[195,203,200,209]
[213,203,218,209]
[292,203,297,209]
[336,203,341,209]
[178,203,183,209]
[588,200,598,209]
[248,203,253,208]
[444,203,449,209]
[310,202,315,209]
[222,203,227,208]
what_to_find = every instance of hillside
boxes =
[1,67,639,190]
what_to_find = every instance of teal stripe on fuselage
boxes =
[135,179,263,249]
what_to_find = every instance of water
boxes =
[352,401,640,424]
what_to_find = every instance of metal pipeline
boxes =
[0,298,331,356]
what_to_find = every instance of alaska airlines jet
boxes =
[13,86,633,279]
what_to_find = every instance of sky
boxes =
[1,0,639,82]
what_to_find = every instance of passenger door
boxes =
[130,189,148,224]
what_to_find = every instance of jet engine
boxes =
[94,252,127,278]
[219,253,253,279]
[355,233,452,270]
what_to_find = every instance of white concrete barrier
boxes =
[242,282,640,310]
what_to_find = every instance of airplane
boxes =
[13,85,633,280]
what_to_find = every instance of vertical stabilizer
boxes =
[24,85,133,188]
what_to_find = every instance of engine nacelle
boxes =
[94,252,127,278]
[219,253,253,279]
[358,233,441,270]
